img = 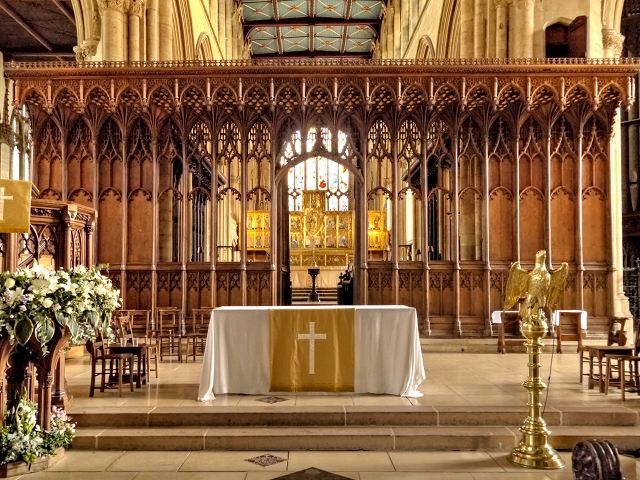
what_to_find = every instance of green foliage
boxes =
[0,263,121,353]
[0,397,75,467]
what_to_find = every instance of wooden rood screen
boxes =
[5,58,637,337]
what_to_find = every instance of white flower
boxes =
[4,278,15,289]
[42,298,53,309]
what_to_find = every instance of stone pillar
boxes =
[146,0,159,60]
[515,0,534,57]
[218,0,226,58]
[98,0,130,61]
[474,0,487,57]
[393,0,401,58]
[385,5,395,58]
[610,115,632,319]
[602,28,625,59]
[460,0,474,57]
[495,0,509,58]
[225,0,233,60]
[158,0,173,60]
[129,0,145,62]
[401,0,410,55]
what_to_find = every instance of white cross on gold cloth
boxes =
[297,321,326,374]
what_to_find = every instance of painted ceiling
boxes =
[242,0,385,58]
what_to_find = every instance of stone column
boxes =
[146,0,159,60]
[495,0,509,58]
[401,0,410,55]
[602,28,625,59]
[129,0,145,62]
[515,0,534,57]
[460,0,474,57]
[225,0,234,60]
[158,0,173,60]
[474,0,487,57]
[610,115,632,319]
[218,0,226,58]
[98,0,130,61]
[385,5,395,58]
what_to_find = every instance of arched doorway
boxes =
[274,126,366,305]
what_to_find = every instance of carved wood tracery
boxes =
[6,60,636,336]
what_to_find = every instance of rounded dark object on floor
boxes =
[572,439,623,480]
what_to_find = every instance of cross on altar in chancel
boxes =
[0,188,14,221]
[297,321,326,374]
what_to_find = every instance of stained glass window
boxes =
[283,128,351,212]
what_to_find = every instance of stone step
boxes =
[72,425,640,451]
[69,405,640,429]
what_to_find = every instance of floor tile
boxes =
[19,474,136,480]
[295,396,355,406]
[106,451,190,471]
[134,473,247,480]
[246,473,359,480]
[359,474,473,480]
[287,452,394,472]
[180,451,289,471]
[351,396,412,406]
[388,452,503,472]
[471,474,554,480]
[47,451,126,471]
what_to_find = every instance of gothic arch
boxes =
[195,32,214,60]
[416,36,435,59]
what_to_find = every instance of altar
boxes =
[198,305,425,401]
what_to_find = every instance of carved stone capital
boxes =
[494,0,511,9]
[73,40,99,61]
[129,0,146,17]
[513,0,534,7]
[97,0,131,14]
[602,28,625,58]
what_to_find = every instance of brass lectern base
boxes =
[508,444,565,469]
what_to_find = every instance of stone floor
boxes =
[54,344,640,478]
[64,346,640,408]
[14,449,588,479]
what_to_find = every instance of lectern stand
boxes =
[308,268,320,302]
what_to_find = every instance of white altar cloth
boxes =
[551,310,588,330]
[198,305,426,401]
[491,309,587,330]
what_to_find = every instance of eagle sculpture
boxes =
[503,250,569,327]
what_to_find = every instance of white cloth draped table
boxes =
[491,309,587,330]
[491,310,520,324]
[552,310,588,330]
[198,305,426,401]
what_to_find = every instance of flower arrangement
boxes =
[0,397,75,467]
[0,263,120,353]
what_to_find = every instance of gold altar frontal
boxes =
[269,308,355,392]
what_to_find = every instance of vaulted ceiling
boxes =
[242,0,385,58]
[0,0,76,62]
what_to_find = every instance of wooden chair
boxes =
[579,316,635,391]
[120,310,152,339]
[86,339,134,397]
[604,354,640,400]
[155,307,183,361]
[184,308,212,362]
[555,310,585,353]
[116,314,159,378]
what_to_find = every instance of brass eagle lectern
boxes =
[504,250,568,469]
